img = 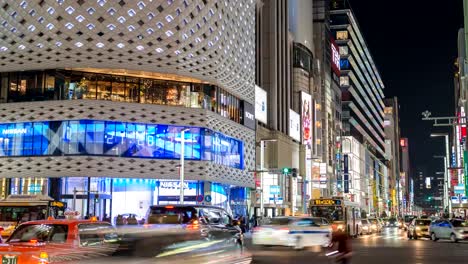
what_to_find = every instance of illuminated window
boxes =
[339,76,349,87]
[339,46,348,55]
[336,31,348,40]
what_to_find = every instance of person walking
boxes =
[331,229,352,264]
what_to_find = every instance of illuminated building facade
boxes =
[0,0,256,218]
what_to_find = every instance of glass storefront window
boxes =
[112,75,125,102]
[4,70,246,127]
[97,75,112,100]
[126,77,139,103]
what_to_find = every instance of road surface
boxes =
[248,227,468,264]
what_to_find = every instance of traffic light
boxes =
[291,168,298,177]
[427,196,432,201]
[282,167,298,177]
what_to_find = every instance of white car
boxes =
[252,216,332,250]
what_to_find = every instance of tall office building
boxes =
[400,138,410,213]
[330,0,388,216]
[313,0,343,198]
[255,0,300,217]
[0,1,256,218]
[384,97,401,214]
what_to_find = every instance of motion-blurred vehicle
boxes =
[114,213,145,225]
[118,205,244,255]
[0,194,66,238]
[252,216,332,250]
[309,197,362,237]
[407,218,431,239]
[360,219,372,235]
[368,218,382,233]
[381,218,389,227]
[429,219,468,243]
[386,217,398,228]
[403,215,416,231]
[398,218,404,229]
[0,218,119,263]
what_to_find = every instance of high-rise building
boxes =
[254,0,300,217]
[400,138,411,213]
[330,0,388,216]
[0,1,256,218]
[384,97,401,215]
[313,0,343,199]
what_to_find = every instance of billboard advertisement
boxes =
[241,101,255,130]
[289,109,301,141]
[255,85,267,124]
[343,154,349,193]
[301,92,312,146]
[330,37,341,76]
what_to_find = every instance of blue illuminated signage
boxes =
[0,120,244,169]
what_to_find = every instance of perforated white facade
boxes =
[0,0,255,102]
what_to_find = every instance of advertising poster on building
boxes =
[449,169,458,189]
[464,151,468,196]
[289,109,301,141]
[241,101,255,130]
[301,92,312,146]
[312,162,320,188]
[330,37,341,76]
[255,86,267,124]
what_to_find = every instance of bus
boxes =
[0,194,66,237]
[309,197,362,237]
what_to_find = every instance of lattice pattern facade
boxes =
[0,0,255,102]
[0,100,255,187]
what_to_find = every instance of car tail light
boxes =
[186,220,200,230]
[38,252,49,264]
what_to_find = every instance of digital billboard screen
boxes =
[0,120,244,170]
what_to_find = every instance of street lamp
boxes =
[257,139,277,220]
[179,128,190,205]
[431,133,451,216]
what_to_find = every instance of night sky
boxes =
[348,0,464,178]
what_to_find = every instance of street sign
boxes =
[270,185,280,195]
[451,196,460,204]
[267,168,284,174]
[455,184,465,194]
[269,196,283,204]
[205,195,212,203]
[462,196,468,204]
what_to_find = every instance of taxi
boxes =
[252,216,332,250]
[0,216,119,264]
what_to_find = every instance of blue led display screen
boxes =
[0,120,244,169]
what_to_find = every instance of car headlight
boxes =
[337,224,344,230]
[416,227,420,231]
